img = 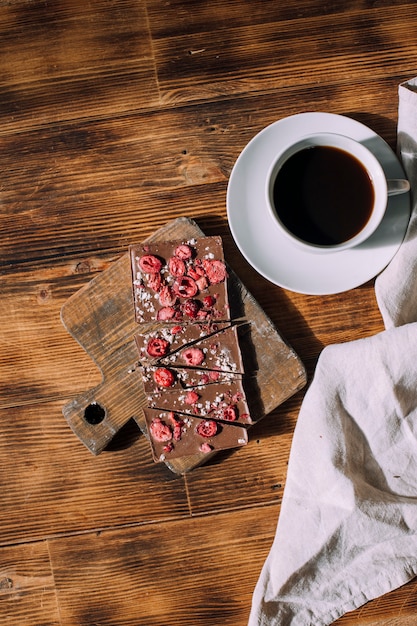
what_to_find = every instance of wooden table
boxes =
[2,1,417,624]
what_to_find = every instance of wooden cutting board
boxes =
[61,217,307,473]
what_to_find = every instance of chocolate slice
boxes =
[141,365,242,393]
[158,324,245,374]
[143,407,248,462]
[130,237,230,324]
[146,380,252,426]
[134,321,230,366]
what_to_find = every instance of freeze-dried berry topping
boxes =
[159,286,177,307]
[174,244,193,260]
[182,299,201,319]
[187,264,205,280]
[150,417,172,442]
[196,419,218,438]
[153,367,175,388]
[199,442,213,453]
[146,272,162,292]
[170,325,184,335]
[139,254,162,274]
[221,404,238,421]
[157,306,177,321]
[147,337,170,358]
[203,295,216,308]
[185,390,200,405]
[168,256,186,277]
[173,276,198,298]
[203,259,227,284]
[196,276,208,292]
[182,347,205,366]
[168,412,182,441]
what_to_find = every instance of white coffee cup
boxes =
[266,132,410,253]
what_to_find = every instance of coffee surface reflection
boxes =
[272,146,375,246]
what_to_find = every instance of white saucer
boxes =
[226,112,411,295]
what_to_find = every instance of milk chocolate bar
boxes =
[134,321,230,366]
[130,237,230,324]
[146,380,252,426]
[143,408,248,463]
[141,365,242,393]
[158,324,245,374]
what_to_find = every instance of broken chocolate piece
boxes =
[143,408,248,462]
[141,365,242,393]
[146,380,252,426]
[134,321,231,366]
[158,324,245,374]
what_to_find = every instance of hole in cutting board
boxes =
[84,402,106,425]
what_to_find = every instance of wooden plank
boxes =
[48,505,278,626]
[0,542,59,626]
[151,4,417,104]
[47,504,417,625]
[60,217,306,470]
[0,399,189,546]
[0,0,158,134]
[0,84,402,268]
[147,0,412,37]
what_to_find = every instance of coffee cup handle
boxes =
[387,179,410,196]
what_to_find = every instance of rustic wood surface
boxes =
[1,1,417,623]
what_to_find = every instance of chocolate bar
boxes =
[141,365,242,393]
[134,321,230,365]
[146,380,252,426]
[130,237,230,324]
[143,408,248,462]
[157,324,245,374]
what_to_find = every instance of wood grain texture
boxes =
[0,542,59,625]
[48,506,278,626]
[1,0,416,622]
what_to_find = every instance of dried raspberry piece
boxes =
[221,405,238,421]
[182,347,205,366]
[150,417,172,442]
[153,367,175,388]
[146,272,162,292]
[157,306,176,321]
[196,419,218,438]
[173,276,198,298]
[139,254,162,274]
[168,412,182,441]
[199,442,213,453]
[147,337,170,358]
[182,299,201,319]
[187,265,205,280]
[159,285,177,307]
[168,256,186,277]
[209,370,220,381]
[203,259,227,284]
[174,244,193,260]
[163,442,174,453]
[185,390,199,405]
[196,276,208,291]
[170,325,184,335]
[203,295,216,308]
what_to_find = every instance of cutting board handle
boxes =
[62,366,144,455]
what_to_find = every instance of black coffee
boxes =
[272,145,375,246]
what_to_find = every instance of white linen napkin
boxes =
[248,78,417,626]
